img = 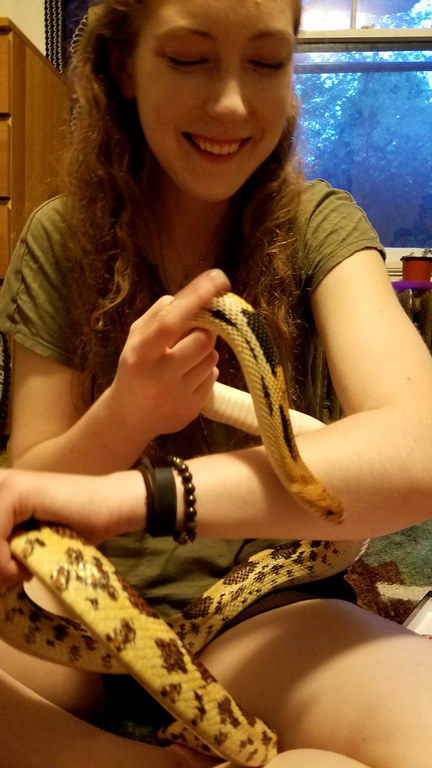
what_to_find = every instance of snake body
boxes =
[198,294,344,523]
[0,293,366,765]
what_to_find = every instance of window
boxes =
[295,30,432,254]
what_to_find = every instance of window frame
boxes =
[298,28,432,47]
[296,29,432,74]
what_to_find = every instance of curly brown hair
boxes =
[63,0,305,406]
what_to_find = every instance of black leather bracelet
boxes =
[152,465,177,537]
[135,457,176,537]
[135,456,155,523]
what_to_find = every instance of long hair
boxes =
[63,0,305,406]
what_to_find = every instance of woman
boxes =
[0,0,432,766]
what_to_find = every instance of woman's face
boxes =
[121,0,297,205]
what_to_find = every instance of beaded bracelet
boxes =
[167,455,198,545]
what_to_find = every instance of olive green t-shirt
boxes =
[0,179,384,617]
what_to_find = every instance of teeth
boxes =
[192,136,241,155]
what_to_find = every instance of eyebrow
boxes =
[157,27,294,44]
[250,31,295,43]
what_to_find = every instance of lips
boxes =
[185,133,247,156]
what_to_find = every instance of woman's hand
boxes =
[0,468,145,586]
[6,269,231,474]
[106,269,231,443]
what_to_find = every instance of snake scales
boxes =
[0,293,366,766]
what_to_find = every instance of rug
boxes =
[345,520,432,624]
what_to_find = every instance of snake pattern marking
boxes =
[0,293,366,766]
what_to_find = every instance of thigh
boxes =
[199,599,432,768]
[0,638,106,719]
[217,750,370,768]
[0,666,218,768]
[0,577,106,720]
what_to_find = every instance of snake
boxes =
[0,293,367,766]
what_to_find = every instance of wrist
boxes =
[105,470,148,537]
[98,385,154,462]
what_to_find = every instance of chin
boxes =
[181,176,254,204]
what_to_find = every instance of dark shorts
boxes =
[98,571,357,743]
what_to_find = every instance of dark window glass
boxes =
[295,45,432,248]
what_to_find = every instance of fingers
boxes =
[169,328,218,376]
[147,269,230,349]
[110,270,230,438]
[0,531,32,588]
[175,268,230,307]
[0,470,36,586]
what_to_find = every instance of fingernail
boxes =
[209,269,231,292]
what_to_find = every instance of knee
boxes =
[266,749,365,768]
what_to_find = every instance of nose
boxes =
[206,75,248,121]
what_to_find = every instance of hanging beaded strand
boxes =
[168,456,198,544]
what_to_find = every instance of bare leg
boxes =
[2,596,431,767]
[0,666,217,768]
[0,582,217,768]
[0,574,106,719]
[200,599,432,768]
[264,752,370,768]
[217,751,371,767]
[0,638,107,718]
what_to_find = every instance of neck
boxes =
[150,173,231,292]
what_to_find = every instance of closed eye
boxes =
[168,57,208,68]
[249,60,286,71]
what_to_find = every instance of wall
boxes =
[0,0,45,53]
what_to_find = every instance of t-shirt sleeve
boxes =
[0,197,76,368]
[298,179,386,294]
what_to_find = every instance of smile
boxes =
[185,133,247,156]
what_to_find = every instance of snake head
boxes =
[292,481,345,524]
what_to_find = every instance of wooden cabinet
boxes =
[0,19,69,278]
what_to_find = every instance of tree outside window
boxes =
[296,6,432,250]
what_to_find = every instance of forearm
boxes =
[6,406,432,546]
[295,404,432,537]
[182,404,432,542]
[9,386,151,474]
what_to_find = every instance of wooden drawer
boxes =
[0,20,68,281]
[0,118,10,196]
[0,203,10,278]
[0,34,10,114]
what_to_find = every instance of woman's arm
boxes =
[8,269,229,473]
[182,249,432,540]
[1,251,431,557]
[5,252,432,548]
[306,248,432,531]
